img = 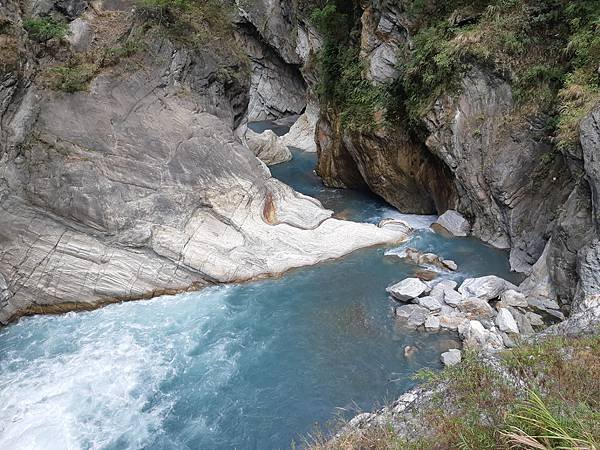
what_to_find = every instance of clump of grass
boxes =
[23,16,69,42]
[306,334,600,449]
[136,0,236,48]
[101,40,146,67]
[504,390,599,450]
[45,58,97,92]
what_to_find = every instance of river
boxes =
[0,120,520,449]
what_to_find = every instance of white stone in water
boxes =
[459,275,517,301]
[496,308,520,334]
[442,259,458,271]
[378,218,413,234]
[418,296,442,312]
[244,128,292,165]
[433,210,470,236]
[386,278,429,301]
[440,349,462,366]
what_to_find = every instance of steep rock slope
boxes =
[0,0,406,324]
[311,0,600,315]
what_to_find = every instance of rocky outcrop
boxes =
[280,101,319,151]
[236,24,307,121]
[243,127,292,165]
[0,2,410,324]
[424,67,573,272]
[388,274,551,351]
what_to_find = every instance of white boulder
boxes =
[387,278,429,301]
[496,308,520,334]
[244,128,292,165]
[459,275,517,301]
[417,296,442,312]
[440,349,462,367]
[432,210,470,236]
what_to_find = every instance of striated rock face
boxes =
[316,112,455,213]
[243,127,292,165]
[0,3,409,324]
[424,67,573,271]
[237,25,307,121]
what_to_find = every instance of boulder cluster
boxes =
[387,274,562,364]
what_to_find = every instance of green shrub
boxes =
[48,63,96,92]
[23,17,69,42]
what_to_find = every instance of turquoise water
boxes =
[0,128,519,450]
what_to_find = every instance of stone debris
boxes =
[387,274,559,351]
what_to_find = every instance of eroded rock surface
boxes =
[0,4,407,324]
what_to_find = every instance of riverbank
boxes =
[308,331,600,449]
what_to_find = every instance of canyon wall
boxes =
[0,0,405,324]
[312,0,600,319]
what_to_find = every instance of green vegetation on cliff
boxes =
[310,1,386,131]
[308,333,600,450]
[311,0,600,147]
[23,17,69,42]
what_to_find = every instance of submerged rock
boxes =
[399,247,458,272]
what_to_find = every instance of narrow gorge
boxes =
[0,0,599,449]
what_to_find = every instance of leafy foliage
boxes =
[23,17,69,42]
[46,58,96,92]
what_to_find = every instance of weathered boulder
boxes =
[244,128,292,165]
[457,297,495,319]
[395,304,430,328]
[498,289,528,309]
[430,279,458,299]
[424,315,440,330]
[417,296,442,312]
[432,210,470,237]
[496,308,519,334]
[67,18,93,52]
[459,276,517,301]
[438,313,468,331]
[387,278,429,301]
[440,349,462,367]
[460,320,504,351]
